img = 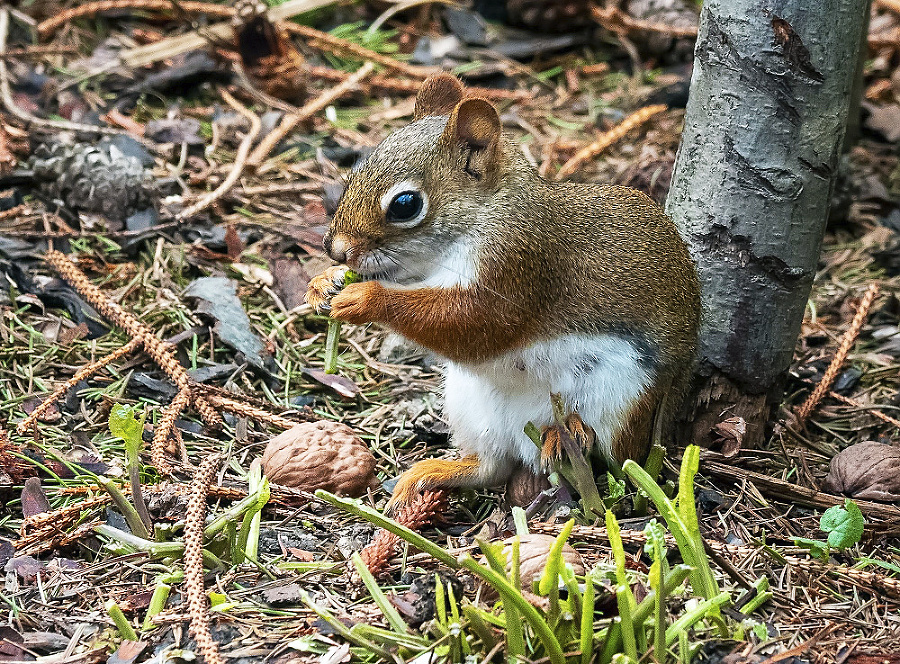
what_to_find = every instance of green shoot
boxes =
[324,269,359,374]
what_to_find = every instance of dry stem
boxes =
[16,340,142,435]
[183,455,224,664]
[554,104,667,180]
[151,387,191,475]
[0,7,127,136]
[247,61,375,169]
[796,283,880,422]
[177,88,261,220]
[37,0,435,79]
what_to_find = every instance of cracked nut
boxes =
[261,421,377,497]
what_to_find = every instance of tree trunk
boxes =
[665,0,869,448]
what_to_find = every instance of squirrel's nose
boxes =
[325,233,350,264]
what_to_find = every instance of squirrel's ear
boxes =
[414,73,465,120]
[445,98,501,150]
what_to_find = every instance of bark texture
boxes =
[665,0,869,446]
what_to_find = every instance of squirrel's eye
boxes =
[386,191,424,223]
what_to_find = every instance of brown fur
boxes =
[307,75,701,503]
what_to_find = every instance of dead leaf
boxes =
[864,103,900,142]
[270,257,310,311]
[224,224,243,261]
[184,276,277,376]
[21,478,50,518]
[713,416,746,458]
[301,367,360,398]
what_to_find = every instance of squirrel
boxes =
[306,73,700,508]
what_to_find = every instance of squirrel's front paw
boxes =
[330,281,385,324]
[305,265,349,313]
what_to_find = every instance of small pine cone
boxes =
[233,0,306,103]
[504,0,592,32]
[360,490,448,577]
[29,140,155,222]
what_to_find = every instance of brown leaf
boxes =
[713,416,746,458]
[224,223,243,261]
[270,258,310,311]
[864,103,900,142]
[21,477,50,518]
[301,367,360,398]
[822,441,900,502]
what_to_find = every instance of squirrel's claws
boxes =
[540,413,596,468]
[305,265,350,314]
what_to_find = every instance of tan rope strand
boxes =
[797,283,880,422]
[555,104,667,180]
[183,454,224,664]
[43,250,220,427]
[16,339,141,434]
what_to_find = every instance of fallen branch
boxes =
[0,7,127,136]
[176,88,261,221]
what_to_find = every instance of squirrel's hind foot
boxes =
[386,454,482,513]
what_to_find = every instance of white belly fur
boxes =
[442,333,651,484]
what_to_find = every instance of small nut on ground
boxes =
[822,440,900,502]
[499,533,585,592]
[261,421,377,497]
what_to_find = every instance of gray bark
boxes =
[665,0,869,446]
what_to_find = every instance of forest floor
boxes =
[1,2,900,663]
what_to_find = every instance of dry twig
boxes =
[177,88,261,220]
[555,104,667,180]
[17,339,142,435]
[247,61,375,169]
[796,283,880,422]
[184,455,224,664]
[360,489,448,576]
[827,390,900,430]
[0,7,126,137]
[591,5,699,39]
[37,0,434,80]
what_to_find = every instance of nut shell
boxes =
[501,533,585,591]
[261,421,377,497]
[823,440,900,502]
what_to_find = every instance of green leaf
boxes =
[793,536,830,561]
[821,500,865,549]
[109,404,146,457]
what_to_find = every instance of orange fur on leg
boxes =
[387,455,481,510]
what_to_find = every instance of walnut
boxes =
[261,421,377,497]
[823,441,900,502]
[500,533,585,591]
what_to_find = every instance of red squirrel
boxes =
[306,73,700,507]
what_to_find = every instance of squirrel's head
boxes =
[325,73,507,282]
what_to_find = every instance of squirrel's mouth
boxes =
[352,251,401,282]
